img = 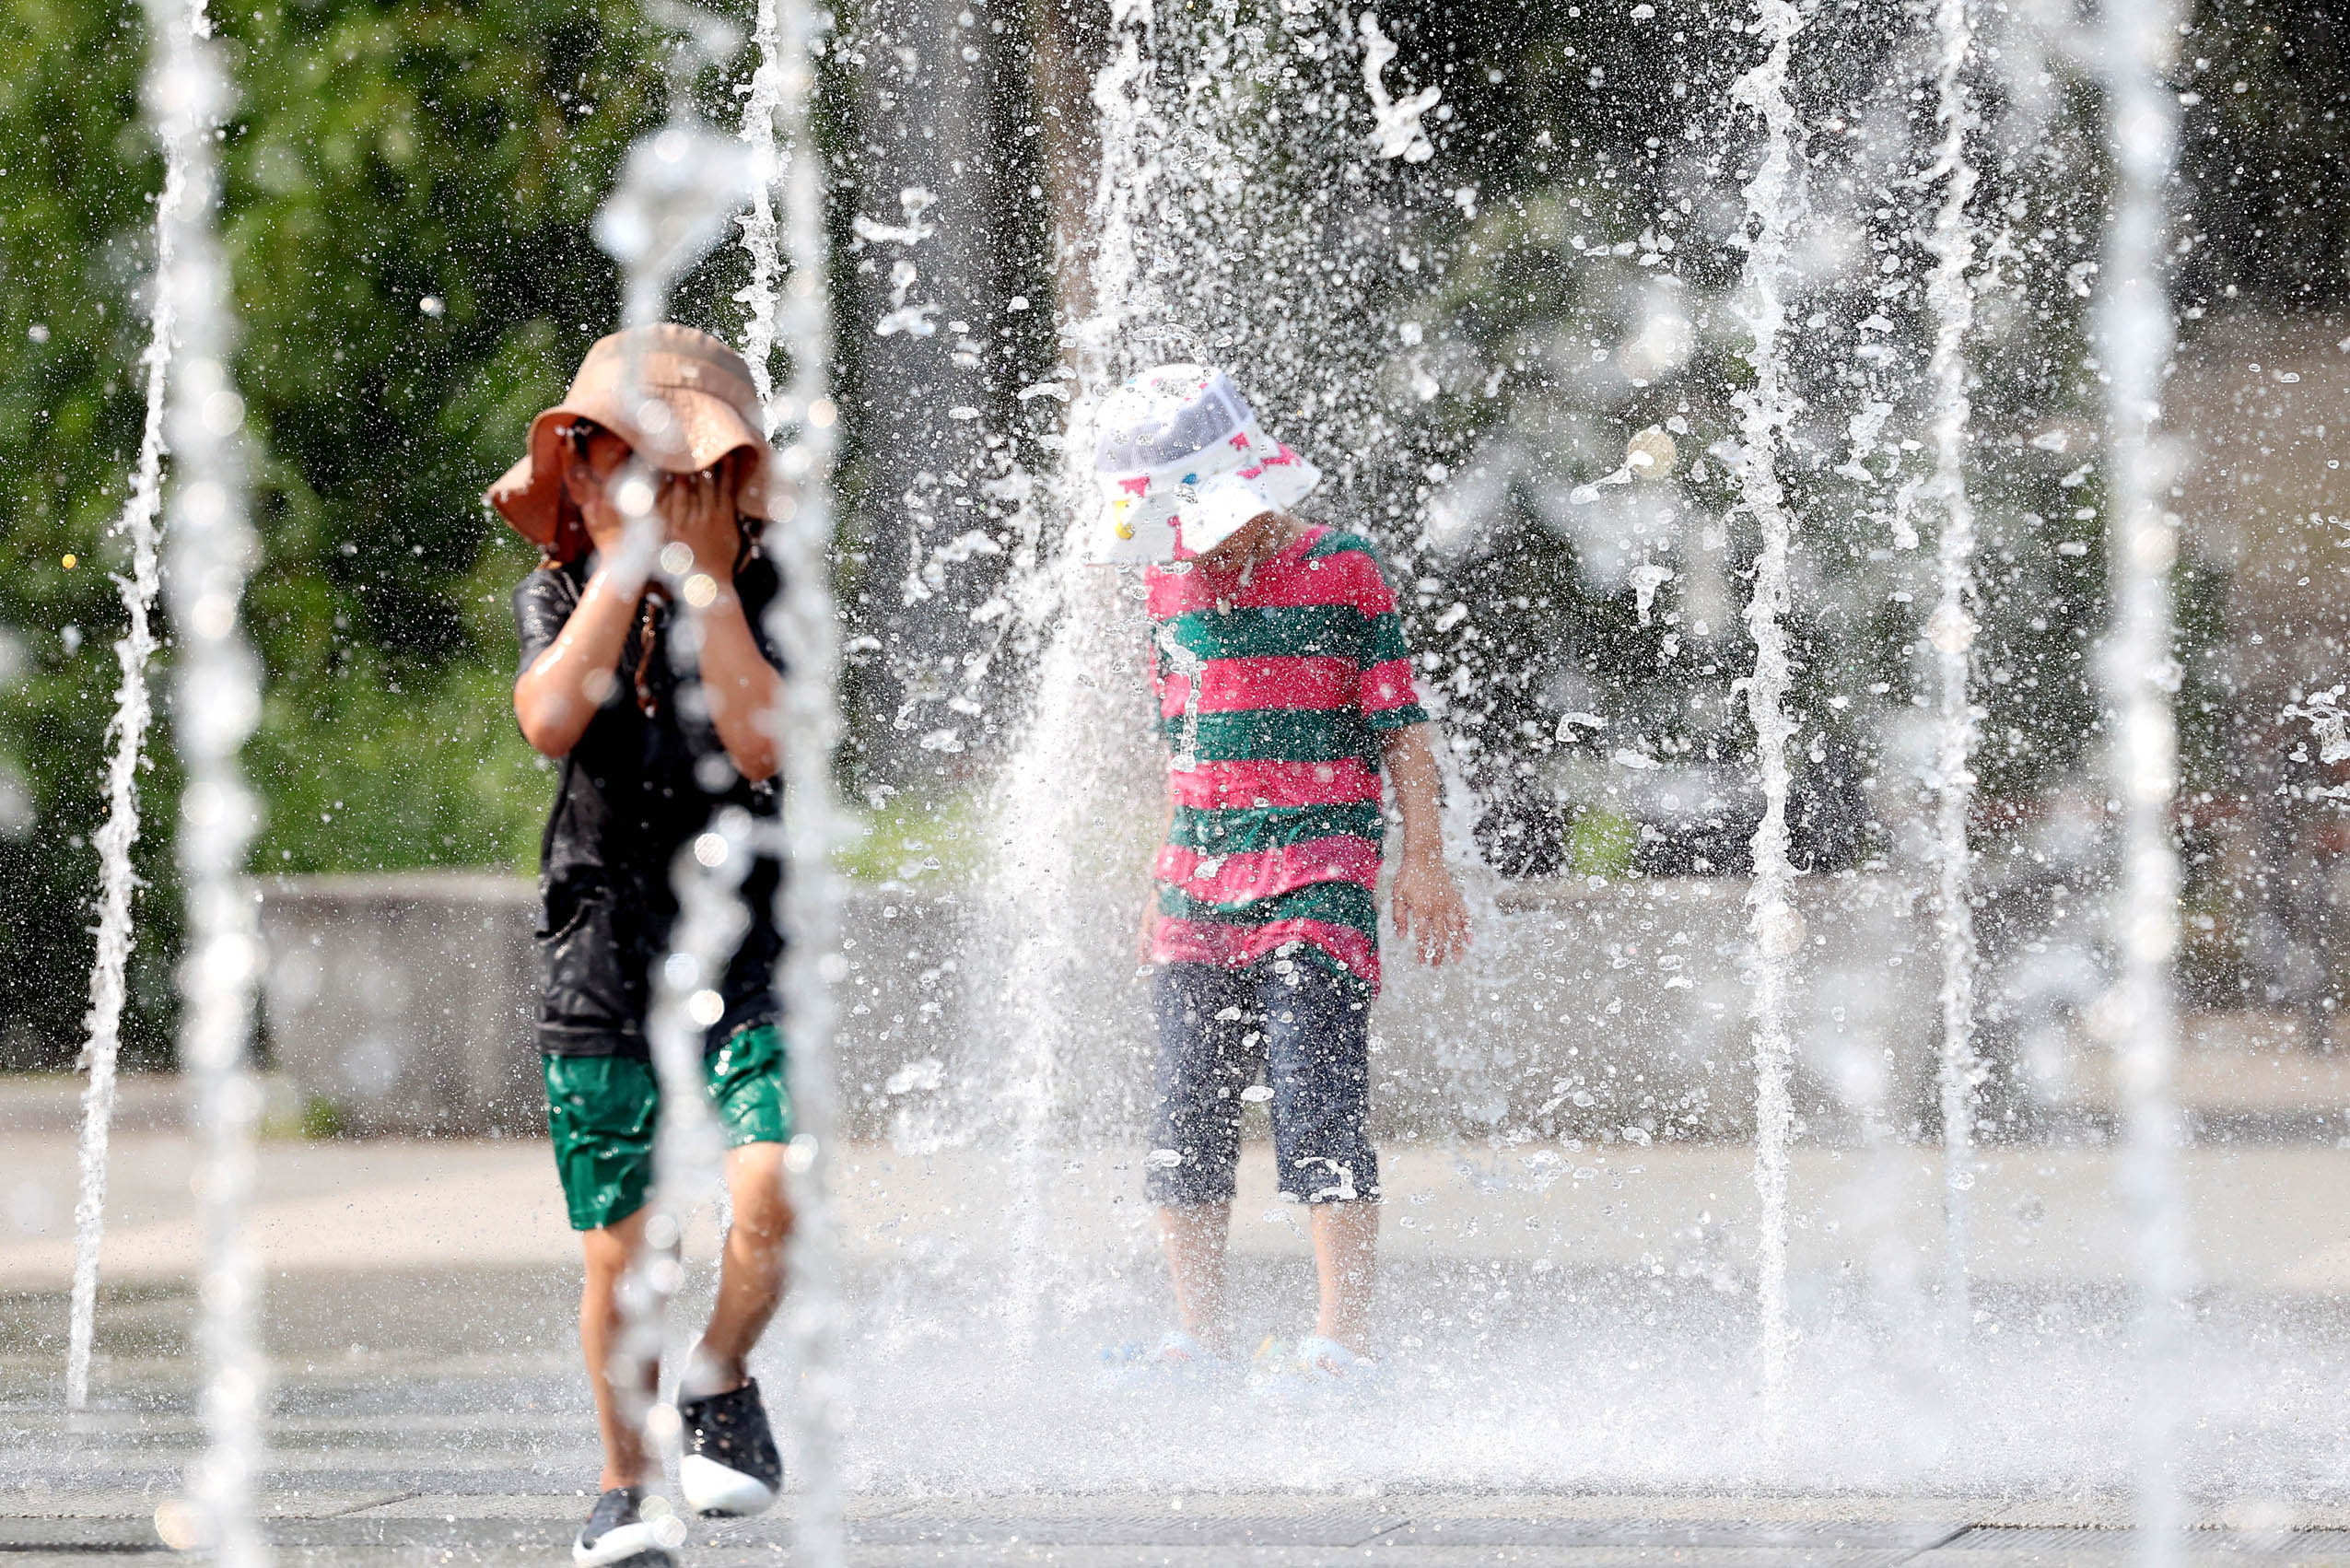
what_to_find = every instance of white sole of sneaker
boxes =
[679,1454,777,1517]
[571,1515,684,1568]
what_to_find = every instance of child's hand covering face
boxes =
[563,426,637,557]
[563,427,747,579]
[658,451,749,581]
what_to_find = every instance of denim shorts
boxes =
[1147,953,1378,1206]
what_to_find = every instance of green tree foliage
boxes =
[224,0,676,880]
[0,0,684,1067]
[0,0,178,1067]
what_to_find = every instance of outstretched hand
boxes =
[1392,849,1470,966]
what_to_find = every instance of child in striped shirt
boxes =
[1089,366,1471,1394]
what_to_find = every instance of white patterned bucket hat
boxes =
[1086,364,1321,563]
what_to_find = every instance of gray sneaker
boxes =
[572,1486,684,1568]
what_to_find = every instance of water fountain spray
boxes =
[64,23,191,1414]
[738,0,851,1556]
[1917,0,1985,1349]
[983,0,1166,1348]
[2091,0,2189,1552]
[589,9,756,1522]
[139,0,270,1553]
[630,800,749,1492]
[1726,0,1808,1432]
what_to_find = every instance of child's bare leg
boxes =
[579,1208,656,1491]
[1309,1199,1378,1354]
[686,1141,795,1396]
[1156,1200,1234,1352]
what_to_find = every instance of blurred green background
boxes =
[0,0,687,1064]
[0,0,2342,1068]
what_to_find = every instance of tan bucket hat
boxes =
[485,323,780,563]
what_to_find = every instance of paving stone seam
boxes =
[1895,1524,1971,1558]
[313,1492,419,1519]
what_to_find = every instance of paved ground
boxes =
[12,1465,2350,1564]
[12,1076,2350,1562]
[14,1085,2350,1291]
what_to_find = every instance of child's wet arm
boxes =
[1378,722,1446,863]
[1379,721,1472,964]
[688,587,785,781]
[514,568,638,758]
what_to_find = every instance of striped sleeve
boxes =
[1348,544,1428,731]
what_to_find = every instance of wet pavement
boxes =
[9,1260,2350,1564]
[16,1116,2350,1293]
[10,1077,2350,1562]
[12,1437,2350,1567]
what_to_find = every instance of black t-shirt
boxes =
[513,551,787,1058]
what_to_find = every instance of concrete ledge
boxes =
[250,870,2335,1145]
[256,874,993,1137]
[259,874,538,1136]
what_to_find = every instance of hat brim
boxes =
[486,390,783,555]
[485,325,785,557]
[1083,450,1322,565]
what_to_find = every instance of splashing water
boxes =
[976,0,1167,1349]
[2286,685,2350,785]
[1357,12,1440,165]
[1824,989,1944,1474]
[1567,467,1635,507]
[865,186,942,342]
[64,57,188,1416]
[1156,625,1204,771]
[1627,562,1673,626]
[1918,0,1984,1350]
[143,0,270,1553]
[1726,0,1807,1435]
[2093,0,2190,1551]
[985,565,1158,1348]
[590,10,758,1521]
[740,0,852,1555]
[632,806,748,1479]
[22,0,2321,1526]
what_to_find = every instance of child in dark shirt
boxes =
[489,325,793,1566]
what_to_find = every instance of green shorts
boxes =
[543,1024,793,1232]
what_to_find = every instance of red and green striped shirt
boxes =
[1145,524,1429,992]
